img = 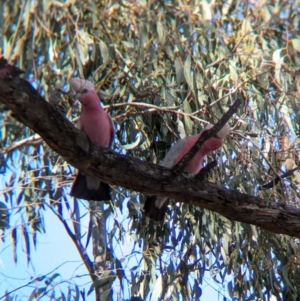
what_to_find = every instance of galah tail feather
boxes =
[144,123,230,221]
[69,78,114,201]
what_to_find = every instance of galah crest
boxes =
[144,123,230,221]
[70,78,114,201]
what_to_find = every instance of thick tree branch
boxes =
[1,74,300,238]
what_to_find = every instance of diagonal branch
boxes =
[260,166,300,190]
[172,99,241,175]
[46,201,96,282]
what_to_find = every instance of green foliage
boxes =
[2,272,83,301]
[1,0,300,300]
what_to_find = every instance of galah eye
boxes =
[81,88,89,94]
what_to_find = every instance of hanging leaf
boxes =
[11,227,17,263]
[272,48,283,63]
[176,119,186,139]
[183,97,194,135]
[184,54,194,92]
[21,223,30,265]
[175,58,184,85]
[202,0,212,21]
[291,39,300,52]
[241,18,253,35]
[99,40,110,65]
[0,202,9,231]
[157,22,166,45]
[150,275,163,301]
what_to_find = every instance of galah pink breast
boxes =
[144,123,230,221]
[70,78,114,201]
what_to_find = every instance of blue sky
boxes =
[0,149,230,300]
[0,201,231,300]
[0,206,93,300]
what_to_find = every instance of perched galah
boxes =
[70,78,114,201]
[144,123,230,221]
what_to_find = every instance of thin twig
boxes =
[233,132,282,181]
[260,166,300,190]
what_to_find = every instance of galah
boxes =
[69,78,114,201]
[144,123,230,221]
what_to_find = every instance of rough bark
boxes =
[1,76,300,238]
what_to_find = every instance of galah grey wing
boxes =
[143,138,188,221]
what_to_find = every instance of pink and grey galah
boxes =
[144,123,230,221]
[69,77,114,201]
